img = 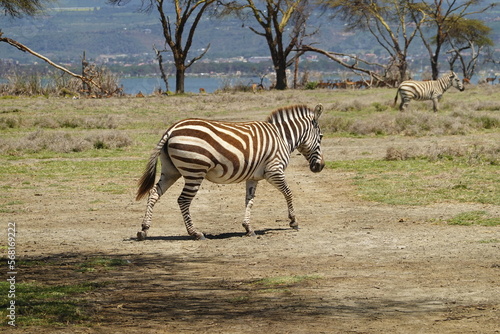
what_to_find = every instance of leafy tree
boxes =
[108,0,216,94]
[323,0,426,82]
[414,0,496,79]
[445,18,493,80]
[0,0,49,18]
[221,0,314,90]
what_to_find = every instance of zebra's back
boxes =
[165,118,287,184]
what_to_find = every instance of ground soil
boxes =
[5,134,500,334]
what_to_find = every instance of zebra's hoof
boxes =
[195,233,206,241]
[137,231,147,241]
[290,223,300,230]
[245,231,256,237]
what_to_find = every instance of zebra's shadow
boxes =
[125,228,290,242]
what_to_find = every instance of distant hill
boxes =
[1,0,499,76]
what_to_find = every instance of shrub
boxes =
[305,81,318,90]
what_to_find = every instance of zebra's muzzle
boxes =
[310,159,325,173]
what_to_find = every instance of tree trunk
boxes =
[175,67,185,94]
[293,55,299,89]
[274,57,288,90]
[431,54,439,79]
[399,58,409,82]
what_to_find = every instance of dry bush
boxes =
[394,111,472,136]
[88,131,133,150]
[349,114,395,135]
[0,115,22,129]
[320,115,353,133]
[33,115,118,129]
[2,72,48,96]
[0,130,132,154]
[385,143,499,165]
[215,78,254,93]
[0,113,119,130]
[321,106,499,136]
[0,68,121,97]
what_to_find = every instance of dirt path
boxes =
[4,136,500,333]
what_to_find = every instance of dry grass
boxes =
[385,143,500,165]
[0,130,132,154]
[321,109,500,136]
[0,85,499,157]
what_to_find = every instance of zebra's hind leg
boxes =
[242,180,258,237]
[400,98,409,112]
[178,177,206,240]
[137,155,181,241]
[137,186,161,241]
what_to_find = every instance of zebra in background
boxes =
[394,72,465,112]
[136,104,325,241]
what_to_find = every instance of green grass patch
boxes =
[479,238,500,244]
[0,158,143,189]
[0,281,103,326]
[251,275,322,294]
[446,211,500,226]
[76,257,130,273]
[327,159,499,206]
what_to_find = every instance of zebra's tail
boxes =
[136,134,169,201]
[136,147,161,201]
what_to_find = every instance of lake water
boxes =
[120,76,269,94]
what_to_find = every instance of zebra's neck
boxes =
[438,75,453,92]
[272,121,302,153]
[266,105,313,154]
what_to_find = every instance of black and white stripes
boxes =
[394,72,465,112]
[136,104,325,240]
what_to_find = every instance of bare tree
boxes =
[221,0,314,90]
[153,44,170,94]
[108,0,215,94]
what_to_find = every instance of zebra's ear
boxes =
[314,104,323,121]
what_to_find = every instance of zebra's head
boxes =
[450,72,465,92]
[297,104,325,173]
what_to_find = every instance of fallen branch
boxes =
[0,33,103,93]
[301,45,396,87]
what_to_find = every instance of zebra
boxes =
[394,72,465,112]
[135,104,325,241]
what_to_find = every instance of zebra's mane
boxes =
[265,104,310,123]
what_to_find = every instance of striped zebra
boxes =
[136,104,325,241]
[394,72,465,112]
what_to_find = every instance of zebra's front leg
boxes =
[267,174,298,230]
[178,179,206,240]
[242,180,258,237]
[432,98,439,112]
[137,186,160,241]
